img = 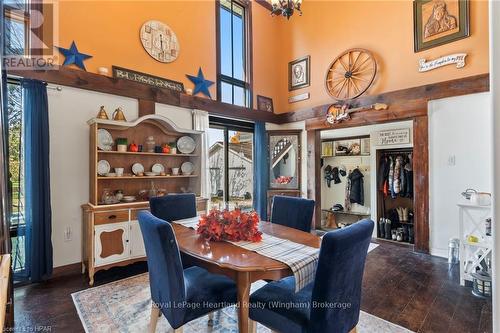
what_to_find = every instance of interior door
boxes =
[94,222,130,266]
[129,221,146,259]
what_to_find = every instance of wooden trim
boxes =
[52,262,81,278]
[306,130,321,229]
[138,99,155,117]
[255,0,273,11]
[8,67,281,123]
[0,255,10,331]
[282,73,489,126]
[413,115,430,252]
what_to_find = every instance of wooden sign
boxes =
[288,92,310,104]
[112,66,185,92]
[418,53,467,72]
[376,128,410,146]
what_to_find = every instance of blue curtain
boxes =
[22,79,53,282]
[253,121,269,221]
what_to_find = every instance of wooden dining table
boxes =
[172,221,321,333]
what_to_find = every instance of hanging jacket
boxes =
[405,153,414,197]
[393,156,402,194]
[400,157,407,197]
[377,156,390,191]
[345,173,352,211]
[348,168,364,206]
[388,157,395,198]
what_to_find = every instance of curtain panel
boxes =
[253,121,269,221]
[22,79,53,282]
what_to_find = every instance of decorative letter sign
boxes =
[377,129,411,146]
[418,53,467,72]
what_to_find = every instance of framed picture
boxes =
[256,95,274,112]
[333,138,362,156]
[288,55,310,91]
[413,0,470,52]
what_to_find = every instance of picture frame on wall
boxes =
[413,0,470,52]
[256,95,274,112]
[288,55,310,91]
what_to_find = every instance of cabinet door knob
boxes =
[108,215,117,219]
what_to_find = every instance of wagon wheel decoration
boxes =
[325,48,377,102]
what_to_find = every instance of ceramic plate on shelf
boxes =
[177,136,196,154]
[97,129,113,151]
[181,161,194,175]
[132,163,145,175]
[122,195,136,202]
[151,163,165,174]
[104,173,116,177]
[97,160,111,176]
[144,172,158,177]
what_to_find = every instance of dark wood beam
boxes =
[281,73,490,126]
[8,67,284,124]
[306,129,321,229]
[255,0,273,12]
[138,99,155,117]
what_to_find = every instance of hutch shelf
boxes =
[82,114,208,285]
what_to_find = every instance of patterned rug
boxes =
[73,256,413,333]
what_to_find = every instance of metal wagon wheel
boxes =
[325,48,377,102]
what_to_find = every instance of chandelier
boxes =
[270,0,303,20]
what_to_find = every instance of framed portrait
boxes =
[414,0,470,52]
[288,56,310,91]
[256,95,274,112]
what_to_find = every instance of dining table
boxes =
[171,220,321,333]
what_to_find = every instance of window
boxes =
[208,117,254,211]
[4,0,30,55]
[217,0,252,108]
[7,78,26,277]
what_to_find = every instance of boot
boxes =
[378,218,385,238]
[384,219,392,240]
[402,207,409,222]
[408,225,414,244]
[396,207,404,222]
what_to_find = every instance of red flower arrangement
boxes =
[197,209,262,242]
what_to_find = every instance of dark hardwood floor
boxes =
[13,241,492,333]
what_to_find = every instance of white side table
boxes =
[457,202,492,286]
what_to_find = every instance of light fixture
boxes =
[270,0,303,20]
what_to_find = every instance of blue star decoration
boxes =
[57,41,92,71]
[186,68,214,99]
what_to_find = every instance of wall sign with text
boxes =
[376,129,411,146]
[418,53,467,72]
[112,66,185,92]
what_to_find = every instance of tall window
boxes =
[207,117,254,210]
[4,0,30,55]
[217,0,252,108]
[6,79,26,277]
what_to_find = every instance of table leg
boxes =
[237,272,251,333]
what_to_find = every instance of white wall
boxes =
[48,86,193,267]
[429,92,492,258]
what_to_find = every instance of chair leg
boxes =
[208,312,214,326]
[149,302,161,333]
[349,326,357,333]
[249,319,257,333]
[173,327,183,333]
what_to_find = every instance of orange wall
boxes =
[278,0,489,113]
[55,0,283,111]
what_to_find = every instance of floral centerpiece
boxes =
[197,208,262,242]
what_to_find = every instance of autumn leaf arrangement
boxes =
[197,208,262,242]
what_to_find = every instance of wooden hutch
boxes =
[82,114,207,285]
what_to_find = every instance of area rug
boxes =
[72,267,411,333]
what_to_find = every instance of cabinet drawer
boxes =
[130,209,149,221]
[94,210,129,225]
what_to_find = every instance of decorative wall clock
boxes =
[325,48,377,102]
[140,20,180,63]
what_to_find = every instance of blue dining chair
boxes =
[137,211,237,333]
[249,219,374,333]
[270,196,315,232]
[149,193,197,222]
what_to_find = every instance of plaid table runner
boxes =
[173,216,320,292]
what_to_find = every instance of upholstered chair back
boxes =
[270,195,315,232]
[309,219,374,333]
[149,193,197,222]
[137,211,186,328]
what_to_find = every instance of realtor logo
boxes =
[3,0,59,70]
